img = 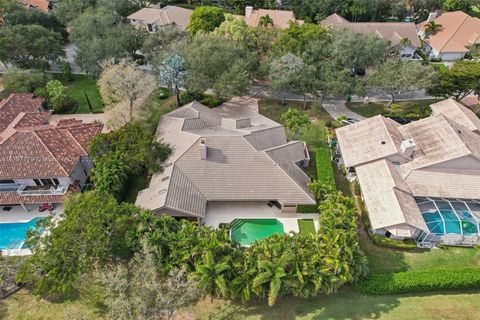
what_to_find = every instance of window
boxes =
[147,24,154,32]
[41,179,53,186]
[0,180,15,184]
[34,179,42,186]
[53,178,60,185]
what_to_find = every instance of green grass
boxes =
[298,219,316,235]
[192,288,480,320]
[53,74,104,113]
[360,236,480,274]
[332,162,352,196]
[345,99,441,119]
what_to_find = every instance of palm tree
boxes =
[252,252,292,306]
[399,37,411,47]
[259,14,274,28]
[424,21,442,37]
[194,250,230,301]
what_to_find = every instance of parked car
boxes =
[340,118,359,125]
[385,116,411,125]
[39,203,54,212]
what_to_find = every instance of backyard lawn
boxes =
[53,74,104,113]
[298,219,316,235]
[345,99,441,119]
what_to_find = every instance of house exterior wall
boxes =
[431,48,466,61]
[399,45,417,59]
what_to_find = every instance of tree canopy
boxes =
[428,61,480,101]
[0,24,64,70]
[187,6,225,35]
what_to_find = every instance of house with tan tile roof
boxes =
[127,5,193,32]
[321,13,421,59]
[336,98,480,245]
[23,0,51,12]
[417,11,480,60]
[244,6,303,29]
[136,98,315,224]
[0,93,102,211]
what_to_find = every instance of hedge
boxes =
[316,147,335,188]
[352,268,480,294]
[369,234,417,251]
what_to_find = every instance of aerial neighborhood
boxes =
[0,0,480,318]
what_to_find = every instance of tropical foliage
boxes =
[280,107,311,137]
[88,123,171,199]
[187,6,225,35]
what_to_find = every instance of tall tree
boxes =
[187,6,225,35]
[159,53,188,107]
[99,59,156,124]
[0,24,63,69]
[424,20,442,37]
[182,34,254,98]
[2,68,51,93]
[142,25,187,66]
[268,53,304,104]
[369,59,437,107]
[274,22,327,55]
[195,250,230,301]
[428,61,480,101]
[69,9,145,76]
[54,0,96,25]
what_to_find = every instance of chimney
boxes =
[427,12,437,22]
[245,6,253,19]
[199,138,207,160]
[400,139,416,158]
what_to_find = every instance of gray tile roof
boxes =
[136,99,315,216]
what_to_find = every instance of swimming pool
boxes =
[230,219,284,246]
[0,217,45,250]
[417,198,480,235]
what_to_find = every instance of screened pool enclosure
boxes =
[416,198,480,235]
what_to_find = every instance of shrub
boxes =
[352,268,480,294]
[3,68,51,93]
[352,180,360,196]
[180,91,204,105]
[297,204,318,213]
[156,87,171,100]
[369,234,417,250]
[316,147,335,188]
[200,95,223,108]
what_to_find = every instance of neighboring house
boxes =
[244,6,303,29]
[0,93,102,212]
[127,5,193,32]
[321,14,421,59]
[136,98,315,224]
[417,11,480,61]
[336,99,480,246]
[23,0,52,12]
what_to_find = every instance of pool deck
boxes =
[1,204,64,256]
[204,201,319,234]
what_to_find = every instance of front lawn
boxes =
[345,99,441,119]
[53,74,104,113]
[191,288,480,320]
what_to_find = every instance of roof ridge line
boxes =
[33,130,69,176]
[438,13,469,52]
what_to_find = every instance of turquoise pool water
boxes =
[0,217,44,250]
[419,199,479,235]
[230,219,284,245]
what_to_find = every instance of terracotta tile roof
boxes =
[321,14,421,47]
[0,93,43,133]
[0,93,103,180]
[245,9,302,29]
[23,0,49,12]
[419,11,480,53]
[14,112,51,129]
[0,191,65,205]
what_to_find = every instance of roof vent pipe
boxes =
[199,138,207,160]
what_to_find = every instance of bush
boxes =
[352,268,480,294]
[53,95,79,113]
[297,204,318,213]
[180,91,204,105]
[352,180,360,196]
[316,147,335,188]
[156,87,171,100]
[200,95,223,108]
[3,68,51,93]
[369,234,417,250]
